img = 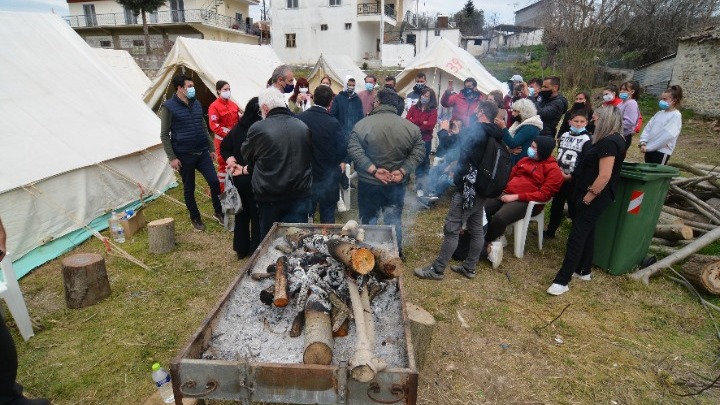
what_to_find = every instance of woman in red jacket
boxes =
[406,88,438,197]
[483,136,564,266]
[208,80,242,192]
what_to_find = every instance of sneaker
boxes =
[547,283,570,296]
[426,193,439,201]
[416,189,425,197]
[191,217,206,231]
[414,265,444,280]
[213,211,224,225]
[543,230,556,239]
[450,265,476,279]
[337,199,348,212]
[572,272,592,281]
[488,241,503,269]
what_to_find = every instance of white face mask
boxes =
[220,90,231,100]
[299,87,309,94]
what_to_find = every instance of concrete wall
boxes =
[671,39,720,117]
[514,1,547,28]
[463,38,488,57]
[505,29,544,47]
[405,28,461,55]
[381,44,414,67]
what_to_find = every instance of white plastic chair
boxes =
[512,199,551,259]
[0,253,34,341]
[343,164,354,211]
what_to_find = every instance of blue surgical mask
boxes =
[365,82,374,91]
[461,88,474,98]
[284,83,295,93]
[570,126,586,134]
[619,92,629,101]
[659,100,670,110]
[186,87,196,99]
[528,87,535,97]
[527,147,537,160]
[602,94,614,103]
[420,96,429,104]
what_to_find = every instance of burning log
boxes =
[289,312,305,338]
[366,246,404,279]
[340,220,360,238]
[274,256,289,307]
[303,296,333,365]
[260,285,275,306]
[328,291,350,333]
[347,277,386,382]
[326,239,375,275]
[251,272,274,281]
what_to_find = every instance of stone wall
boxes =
[671,39,720,117]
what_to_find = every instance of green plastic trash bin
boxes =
[593,162,679,275]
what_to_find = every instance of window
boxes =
[132,39,145,47]
[286,33,296,48]
[82,4,97,26]
[235,12,243,24]
[330,0,341,5]
[100,40,112,48]
[287,0,298,8]
[345,23,352,30]
[321,24,328,31]
[123,6,137,24]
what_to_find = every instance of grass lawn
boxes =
[6,110,720,404]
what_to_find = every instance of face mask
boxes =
[527,147,537,160]
[321,83,330,87]
[528,87,535,97]
[539,90,552,99]
[413,83,425,93]
[365,82,374,91]
[299,87,308,94]
[572,102,586,110]
[284,83,295,93]
[346,86,355,94]
[659,100,670,110]
[384,84,394,90]
[186,87,196,99]
[461,88,474,98]
[619,92,629,101]
[602,94,614,103]
[220,90,231,100]
[420,96,429,104]
[570,126,586,134]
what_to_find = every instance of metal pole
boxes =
[380,0,384,62]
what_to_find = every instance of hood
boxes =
[509,114,543,135]
[534,136,556,161]
[343,74,356,93]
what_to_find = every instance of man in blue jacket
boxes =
[160,74,223,231]
[330,75,365,140]
[297,85,347,224]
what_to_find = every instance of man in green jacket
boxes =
[347,88,426,257]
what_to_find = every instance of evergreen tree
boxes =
[463,0,476,17]
[115,0,165,55]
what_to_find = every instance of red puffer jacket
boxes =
[505,156,564,202]
[406,105,438,141]
[440,90,481,128]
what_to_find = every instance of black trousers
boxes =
[644,151,671,165]
[0,319,21,403]
[233,179,260,258]
[484,198,530,244]
[552,193,612,285]
[257,197,312,240]
[546,180,576,236]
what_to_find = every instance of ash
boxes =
[204,236,408,368]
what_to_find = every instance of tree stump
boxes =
[148,218,175,254]
[681,255,720,295]
[406,302,436,370]
[61,253,111,309]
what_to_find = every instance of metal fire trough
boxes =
[170,223,419,404]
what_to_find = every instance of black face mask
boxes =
[384,84,395,90]
[413,83,425,93]
[572,102,586,111]
[539,90,553,99]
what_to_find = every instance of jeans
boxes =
[426,159,454,197]
[233,182,260,258]
[177,151,222,220]
[546,180,576,236]
[432,192,486,272]
[484,198,530,244]
[257,197,312,239]
[644,151,671,165]
[311,199,337,224]
[357,181,406,254]
[414,140,432,191]
[552,193,613,285]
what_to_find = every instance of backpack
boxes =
[475,136,512,198]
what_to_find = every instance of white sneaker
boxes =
[572,272,592,281]
[547,283,570,296]
[488,240,503,269]
[337,199,348,212]
[416,190,424,197]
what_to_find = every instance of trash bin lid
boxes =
[620,162,679,180]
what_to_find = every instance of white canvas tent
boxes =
[395,38,506,100]
[0,12,175,279]
[307,54,366,94]
[144,37,283,112]
[92,48,151,97]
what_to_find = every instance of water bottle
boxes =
[151,363,175,403]
[109,213,125,243]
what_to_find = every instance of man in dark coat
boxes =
[242,87,313,238]
[537,76,569,138]
[297,85,347,224]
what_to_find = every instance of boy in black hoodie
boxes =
[415,101,504,280]
[545,110,592,238]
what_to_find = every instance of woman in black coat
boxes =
[220,97,261,259]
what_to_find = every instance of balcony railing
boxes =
[66,9,253,34]
[357,3,397,20]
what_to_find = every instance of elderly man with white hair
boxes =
[241,87,313,238]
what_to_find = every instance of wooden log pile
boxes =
[632,163,720,293]
[251,222,404,382]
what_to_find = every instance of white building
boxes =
[270,0,410,66]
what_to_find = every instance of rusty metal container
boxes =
[170,223,418,404]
